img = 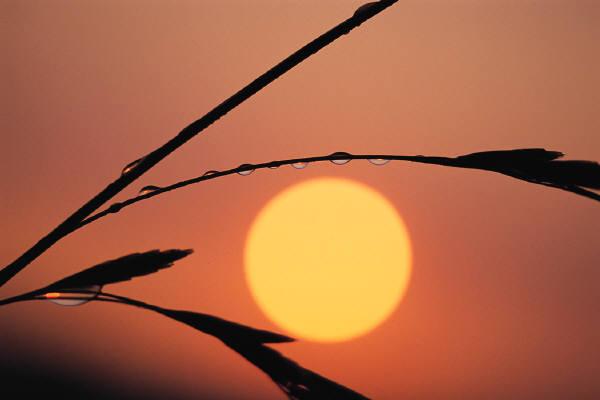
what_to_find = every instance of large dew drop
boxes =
[368,158,390,166]
[45,285,102,306]
[138,185,161,195]
[122,158,144,175]
[108,202,124,212]
[354,2,378,17]
[237,164,255,176]
[291,162,309,170]
[329,152,352,165]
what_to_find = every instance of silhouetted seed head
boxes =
[291,162,308,169]
[456,148,564,166]
[42,249,193,292]
[329,152,352,165]
[368,158,390,166]
[158,308,295,344]
[237,164,255,176]
[522,160,600,189]
[238,345,369,400]
[138,185,161,195]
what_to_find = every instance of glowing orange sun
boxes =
[244,177,412,342]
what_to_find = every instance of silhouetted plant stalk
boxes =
[1,291,369,399]
[75,148,600,228]
[0,0,399,288]
[2,1,598,398]
[0,3,401,397]
[0,250,368,399]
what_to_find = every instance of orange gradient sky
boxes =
[1,1,599,399]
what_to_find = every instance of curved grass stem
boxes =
[0,0,399,288]
[78,151,600,229]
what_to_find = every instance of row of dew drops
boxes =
[123,152,392,197]
[117,1,387,197]
[231,152,390,176]
[48,152,391,305]
[46,3,388,307]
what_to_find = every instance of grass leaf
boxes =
[41,249,192,291]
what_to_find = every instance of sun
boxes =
[244,177,412,342]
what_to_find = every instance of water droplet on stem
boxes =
[122,158,144,175]
[138,185,161,195]
[354,2,378,17]
[45,285,102,306]
[368,158,390,166]
[329,152,352,165]
[108,202,123,213]
[237,164,255,176]
[291,162,308,169]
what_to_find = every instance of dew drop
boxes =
[121,157,144,175]
[354,2,378,17]
[138,185,161,195]
[368,158,390,166]
[45,285,102,306]
[329,152,352,165]
[268,164,280,169]
[108,202,124,213]
[291,162,308,169]
[237,164,255,176]
[203,170,219,177]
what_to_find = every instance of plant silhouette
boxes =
[0,250,368,399]
[0,0,400,288]
[1,1,598,399]
[83,148,599,229]
[43,249,193,291]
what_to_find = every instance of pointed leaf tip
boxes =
[157,308,294,344]
[456,148,564,167]
[227,343,369,400]
[521,159,600,190]
[41,248,194,292]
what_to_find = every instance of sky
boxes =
[1,0,599,398]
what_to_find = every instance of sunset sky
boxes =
[2,1,599,399]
